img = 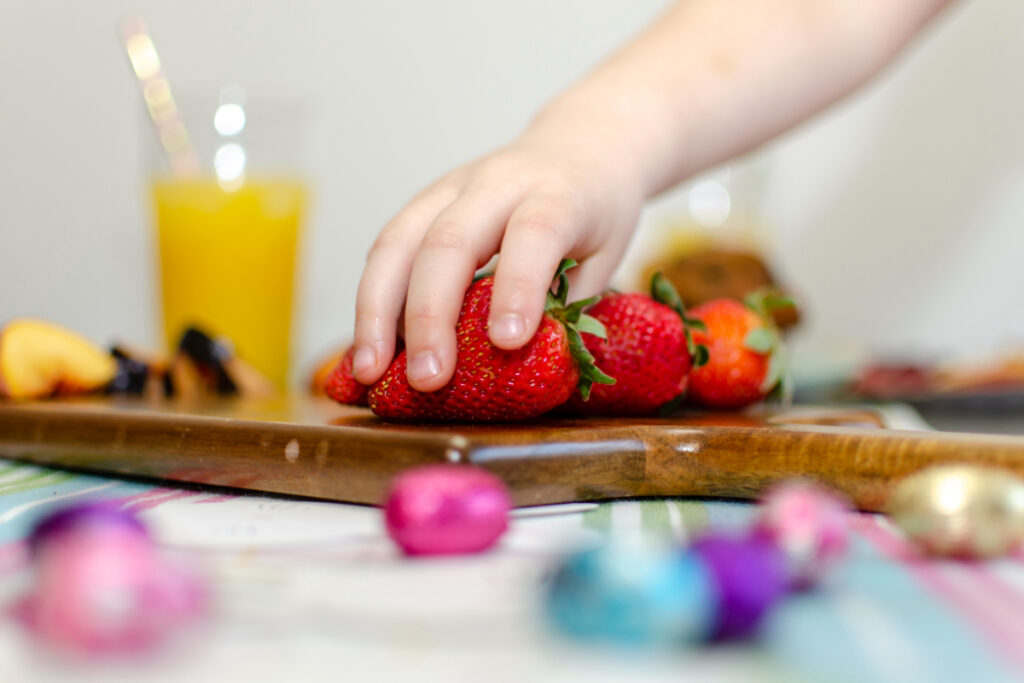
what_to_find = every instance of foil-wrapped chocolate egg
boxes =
[545,536,715,647]
[384,464,511,556]
[887,465,1024,559]
[17,502,206,654]
[753,479,850,589]
[691,532,789,640]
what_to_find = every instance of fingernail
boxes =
[408,351,441,383]
[490,314,524,343]
[353,346,376,375]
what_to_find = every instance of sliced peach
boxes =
[0,319,116,399]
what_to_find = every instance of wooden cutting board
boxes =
[2,397,1024,511]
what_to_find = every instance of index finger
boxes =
[351,186,458,384]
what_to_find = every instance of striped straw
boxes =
[118,16,199,176]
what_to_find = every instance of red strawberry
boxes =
[687,292,791,409]
[567,273,707,416]
[324,345,370,406]
[368,260,613,421]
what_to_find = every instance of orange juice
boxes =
[152,177,306,389]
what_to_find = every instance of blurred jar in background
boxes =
[639,155,799,329]
[149,84,308,389]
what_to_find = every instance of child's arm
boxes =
[353,0,952,391]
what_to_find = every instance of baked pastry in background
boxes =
[642,247,800,329]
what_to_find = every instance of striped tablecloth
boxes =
[1,419,1022,682]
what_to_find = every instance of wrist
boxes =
[518,94,655,206]
[521,64,704,205]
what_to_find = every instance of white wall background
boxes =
[1,0,1021,383]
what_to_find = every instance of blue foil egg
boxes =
[545,537,715,647]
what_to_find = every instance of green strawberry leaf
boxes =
[744,328,775,354]
[651,272,684,310]
[545,259,615,399]
[744,288,796,318]
[688,336,710,367]
[561,295,602,324]
[575,313,607,339]
[693,344,710,367]
[554,258,578,279]
[649,271,709,367]
[566,325,615,401]
[571,295,602,309]
[551,259,576,306]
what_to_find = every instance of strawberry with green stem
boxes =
[687,290,793,410]
[366,260,613,421]
[567,272,708,416]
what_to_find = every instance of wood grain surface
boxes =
[1,397,1023,510]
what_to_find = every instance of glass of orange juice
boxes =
[149,85,307,390]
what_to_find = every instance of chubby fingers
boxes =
[352,185,458,385]
[401,190,517,391]
[487,194,583,349]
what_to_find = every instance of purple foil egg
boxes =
[691,532,789,641]
[754,480,850,589]
[384,464,512,556]
[18,502,206,654]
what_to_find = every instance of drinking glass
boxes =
[149,84,307,389]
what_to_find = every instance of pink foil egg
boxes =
[753,480,850,589]
[17,502,206,655]
[384,464,512,556]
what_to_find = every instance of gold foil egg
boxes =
[887,465,1024,559]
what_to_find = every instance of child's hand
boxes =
[352,135,643,392]
[348,0,950,393]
